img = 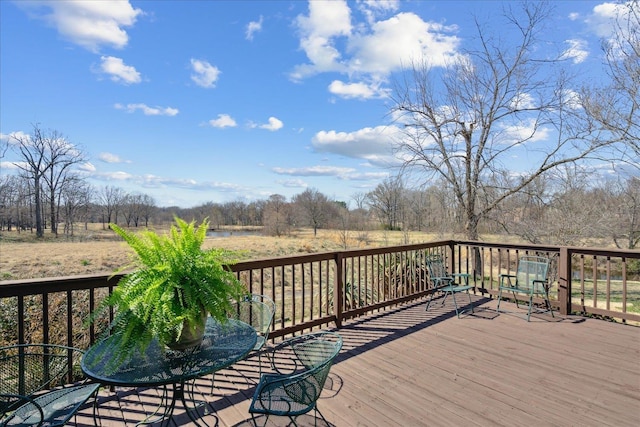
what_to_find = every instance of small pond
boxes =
[206,230,262,238]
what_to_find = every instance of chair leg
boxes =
[251,412,268,427]
[425,291,435,311]
[511,291,521,310]
[210,372,216,395]
[544,289,555,318]
[92,389,101,427]
[526,294,534,321]
[451,291,461,317]
[496,288,503,313]
[315,404,330,427]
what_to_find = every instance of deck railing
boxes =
[1,240,638,349]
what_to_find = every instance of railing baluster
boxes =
[2,241,638,348]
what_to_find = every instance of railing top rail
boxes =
[0,274,123,298]
[453,240,561,253]
[230,252,336,271]
[335,241,452,257]
[564,247,640,258]
[230,241,454,272]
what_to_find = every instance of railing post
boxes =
[333,252,344,328]
[557,246,571,315]
[448,241,456,275]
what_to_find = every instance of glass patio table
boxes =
[81,318,257,426]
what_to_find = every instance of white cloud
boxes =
[312,125,400,166]
[357,0,400,24]
[345,171,389,181]
[561,39,589,64]
[259,117,284,131]
[90,169,246,194]
[273,165,356,177]
[99,152,129,163]
[585,2,639,60]
[246,15,263,40]
[272,165,389,182]
[277,178,309,188]
[190,59,221,88]
[586,2,621,38]
[328,80,389,99]
[1,131,29,146]
[292,3,460,81]
[99,171,134,181]
[208,114,237,128]
[510,92,536,110]
[96,56,141,84]
[291,0,352,79]
[78,162,96,172]
[0,161,20,171]
[348,12,460,75]
[17,0,142,52]
[497,119,551,145]
[114,103,179,116]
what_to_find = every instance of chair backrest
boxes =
[515,256,550,291]
[275,331,342,406]
[427,254,449,280]
[229,294,276,338]
[0,344,80,397]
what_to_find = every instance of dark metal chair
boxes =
[496,255,554,321]
[0,344,100,427]
[249,331,342,427]
[211,294,276,392]
[425,254,474,317]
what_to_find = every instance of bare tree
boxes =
[10,125,50,237]
[122,193,150,227]
[391,2,618,240]
[138,194,156,227]
[263,194,292,237]
[351,192,368,210]
[61,178,93,236]
[292,188,336,236]
[604,176,640,249]
[98,185,126,228]
[41,132,86,235]
[10,125,86,237]
[366,176,404,230]
[582,0,640,167]
[0,136,8,160]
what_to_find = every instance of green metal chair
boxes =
[212,293,276,392]
[0,344,100,427]
[230,294,276,374]
[496,255,555,321]
[425,254,474,317]
[249,331,343,427]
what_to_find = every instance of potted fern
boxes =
[91,217,245,365]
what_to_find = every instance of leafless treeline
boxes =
[1,163,637,249]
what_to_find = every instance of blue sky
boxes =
[0,1,624,208]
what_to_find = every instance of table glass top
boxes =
[81,318,257,387]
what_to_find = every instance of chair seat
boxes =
[425,255,474,318]
[254,335,266,352]
[443,284,473,292]
[249,374,313,417]
[248,331,342,426]
[5,382,100,427]
[496,256,554,321]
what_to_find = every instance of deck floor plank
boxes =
[72,296,640,426]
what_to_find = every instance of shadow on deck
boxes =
[72,296,640,426]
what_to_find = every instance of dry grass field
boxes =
[0,223,445,281]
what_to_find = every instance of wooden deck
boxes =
[72,296,640,427]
